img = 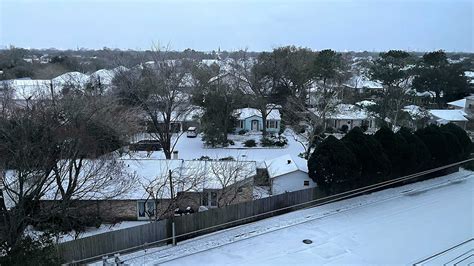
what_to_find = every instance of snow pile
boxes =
[52,71,90,88]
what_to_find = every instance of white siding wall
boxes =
[271,171,316,195]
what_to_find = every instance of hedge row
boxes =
[308,124,472,193]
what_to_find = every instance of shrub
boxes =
[243,139,256,147]
[273,135,288,147]
[0,235,62,266]
[238,129,248,135]
[340,124,349,133]
[219,156,235,161]
[325,126,335,133]
[260,137,274,147]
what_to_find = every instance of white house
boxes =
[234,107,281,133]
[318,104,376,131]
[428,109,468,129]
[264,154,315,195]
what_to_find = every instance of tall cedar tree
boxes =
[342,127,391,184]
[415,124,450,167]
[374,126,409,177]
[396,127,432,173]
[308,135,360,193]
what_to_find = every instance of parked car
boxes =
[129,140,162,151]
[186,127,198,138]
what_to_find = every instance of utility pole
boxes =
[169,169,176,246]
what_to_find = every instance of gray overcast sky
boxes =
[0,0,472,52]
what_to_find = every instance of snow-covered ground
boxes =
[28,221,149,244]
[125,131,307,170]
[103,169,473,265]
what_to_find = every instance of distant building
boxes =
[234,107,281,133]
[313,104,376,132]
[265,154,314,195]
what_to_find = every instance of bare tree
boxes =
[0,86,139,256]
[113,45,193,159]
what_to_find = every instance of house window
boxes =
[202,190,218,208]
[137,201,156,219]
[266,120,277,129]
[239,120,244,129]
[304,180,310,186]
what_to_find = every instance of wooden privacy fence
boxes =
[57,164,462,264]
[57,186,330,263]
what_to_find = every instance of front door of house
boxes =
[251,120,259,131]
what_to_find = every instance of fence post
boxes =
[172,221,177,246]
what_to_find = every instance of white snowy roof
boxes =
[447,99,466,109]
[429,109,468,122]
[121,159,257,199]
[264,154,307,179]
[324,104,371,120]
[52,71,90,87]
[1,79,52,100]
[464,71,474,78]
[344,76,383,90]
[90,69,115,85]
[234,108,281,120]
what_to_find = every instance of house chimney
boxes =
[173,151,179,159]
[287,159,291,164]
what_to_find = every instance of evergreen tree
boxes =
[440,123,472,160]
[412,50,470,107]
[308,135,359,193]
[374,126,409,177]
[415,125,450,167]
[396,127,431,173]
[342,127,391,184]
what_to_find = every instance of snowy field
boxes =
[125,131,308,170]
[105,169,474,265]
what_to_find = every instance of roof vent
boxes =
[287,159,291,164]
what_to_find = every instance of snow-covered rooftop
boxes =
[429,109,468,122]
[52,71,90,87]
[344,76,383,90]
[447,99,466,109]
[320,104,371,120]
[1,79,52,100]
[355,100,376,108]
[234,108,281,120]
[264,154,307,179]
[120,159,258,199]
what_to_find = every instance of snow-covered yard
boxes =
[28,221,149,244]
[105,169,473,265]
[125,131,307,170]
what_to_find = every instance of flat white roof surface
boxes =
[119,169,474,265]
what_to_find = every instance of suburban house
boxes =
[264,154,314,195]
[402,105,430,130]
[447,95,474,129]
[343,75,383,93]
[147,105,204,133]
[234,107,281,133]
[33,159,257,222]
[428,109,468,129]
[316,104,376,132]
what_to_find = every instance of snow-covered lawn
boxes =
[108,169,473,265]
[125,131,307,170]
[28,221,149,244]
